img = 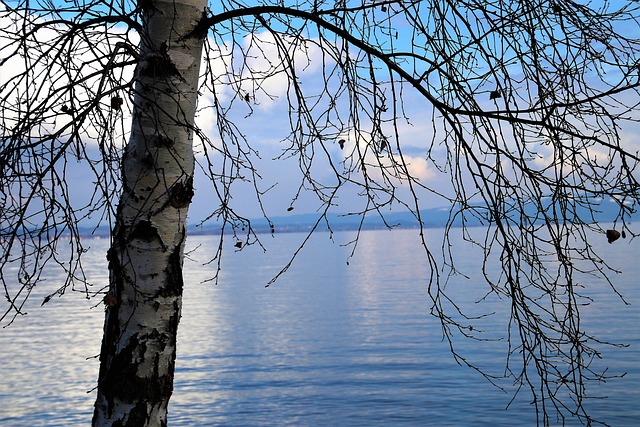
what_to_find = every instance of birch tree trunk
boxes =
[92,1,205,425]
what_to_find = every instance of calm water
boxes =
[0,228,638,426]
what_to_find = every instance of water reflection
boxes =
[0,239,106,426]
[0,229,638,426]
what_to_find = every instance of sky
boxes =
[2,0,640,230]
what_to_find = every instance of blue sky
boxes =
[2,0,640,229]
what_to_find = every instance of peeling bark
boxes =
[92,1,206,425]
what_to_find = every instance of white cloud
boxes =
[194,30,329,158]
[239,30,325,109]
[404,155,436,181]
[1,11,137,150]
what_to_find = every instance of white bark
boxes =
[93,1,206,426]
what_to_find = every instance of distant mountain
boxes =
[187,197,638,236]
[78,197,636,238]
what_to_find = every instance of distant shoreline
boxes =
[78,210,636,240]
[72,197,638,239]
[80,220,433,239]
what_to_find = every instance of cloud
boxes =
[0,10,137,151]
[194,30,328,155]
[404,155,436,181]
[239,30,325,109]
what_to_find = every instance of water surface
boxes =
[0,228,638,426]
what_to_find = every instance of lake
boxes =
[0,227,638,426]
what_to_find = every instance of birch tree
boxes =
[1,0,639,426]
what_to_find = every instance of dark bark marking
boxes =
[128,219,161,243]
[139,150,154,168]
[137,0,158,14]
[124,390,169,427]
[158,231,185,298]
[101,332,175,426]
[97,231,126,416]
[168,299,182,341]
[139,53,183,80]
[169,177,194,208]
[98,241,125,419]
[152,134,175,147]
[183,10,210,40]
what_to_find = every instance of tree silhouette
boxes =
[1,0,639,425]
